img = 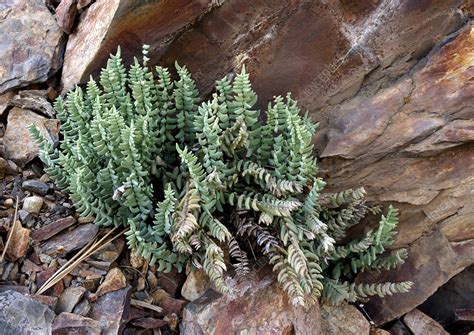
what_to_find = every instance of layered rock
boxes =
[1,107,59,166]
[0,0,63,93]
[61,0,217,92]
[320,23,474,325]
[181,266,321,334]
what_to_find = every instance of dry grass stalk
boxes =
[131,298,164,313]
[0,196,19,262]
[36,227,125,295]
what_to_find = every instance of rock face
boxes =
[323,24,474,325]
[0,290,55,334]
[0,0,63,93]
[181,267,321,335]
[1,107,59,166]
[61,0,216,92]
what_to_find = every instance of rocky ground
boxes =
[0,0,473,334]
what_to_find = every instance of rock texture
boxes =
[420,266,474,326]
[320,303,371,335]
[0,290,55,334]
[1,107,59,166]
[403,309,449,335]
[61,0,216,92]
[181,267,321,335]
[0,0,63,93]
[325,23,474,325]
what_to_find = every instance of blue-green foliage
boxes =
[30,46,412,306]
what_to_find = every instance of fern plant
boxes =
[30,46,412,306]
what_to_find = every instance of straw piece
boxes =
[1,196,19,262]
[131,299,163,313]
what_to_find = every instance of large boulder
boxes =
[181,267,321,334]
[60,0,217,92]
[0,0,63,94]
[318,23,474,325]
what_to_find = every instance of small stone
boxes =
[0,157,7,179]
[91,285,131,335]
[4,198,14,209]
[151,288,186,315]
[156,269,185,296]
[5,221,30,261]
[39,253,54,265]
[21,259,42,273]
[31,216,76,242]
[56,286,86,313]
[136,277,145,291]
[52,312,101,335]
[41,223,98,257]
[147,271,158,291]
[96,267,126,297]
[18,209,32,222]
[2,107,59,166]
[130,249,145,269]
[130,317,167,330]
[9,90,55,118]
[78,216,95,224]
[181,268,210,302]
[55,0,78,34]
[23,196,44,214]
[22,179,49,195]
[36,268,65,297]
[403,309,449,335]
[73,298,91,316]
[0,290,55,334]
[320,303,371,335]
[164,313,179,332]
[371,328,391,335]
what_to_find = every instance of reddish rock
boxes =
[181,266,321,334]
[320,303,371,335]
[31,216,76,242]
[96,267,126,297]
[2,107,59,166]
[130,317,167,329]
[91,285,132,335]
[41,223,98,257]
[403,309,449,335]
[52,312,101,335]
[21,259,42,273]
[55,0,78,34]
[5,221,30,262]
[60,0,215,92]
[151,289,186,316]
[56,286,86,313]
[156,269,185,296]
[36,268,65,297]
